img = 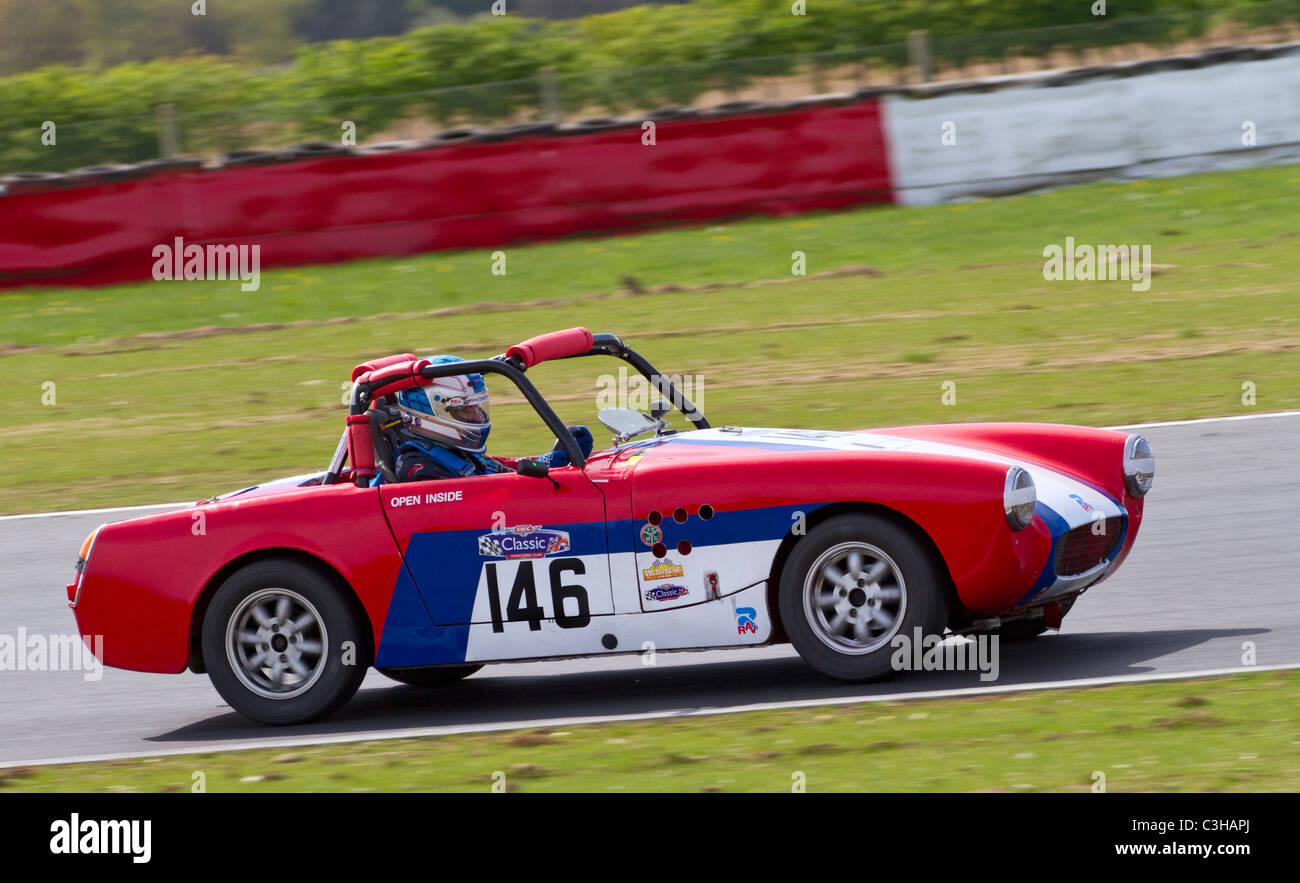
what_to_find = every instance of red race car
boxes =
[68,328,1153,724]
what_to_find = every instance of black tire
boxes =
[779,514,947,682]
[377,665,483,687]
[202,560,369,725]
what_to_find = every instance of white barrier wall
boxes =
[884,54,1300,206]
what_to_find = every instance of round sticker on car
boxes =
[640,523,662,546]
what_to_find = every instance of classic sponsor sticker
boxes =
[642,558,685,581]
[644,583,690,602]
[478,525,571,559]
[640,523,662,545]
[735,606,758,635]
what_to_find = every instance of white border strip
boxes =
[1104,409,1300,431]
[0,501,188,521]
[3,411,1297,522]
[6,663,1296,770]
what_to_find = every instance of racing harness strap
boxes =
[394,439,509,478]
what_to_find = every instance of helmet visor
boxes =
[447,402,489,425]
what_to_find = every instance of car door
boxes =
[625,447,786,620]
[379,466,614,641]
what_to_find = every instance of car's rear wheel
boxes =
[779,514,947,681]
[202,560,369,725]
[377,665,483,687]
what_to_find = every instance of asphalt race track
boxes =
[1,413,1296,767]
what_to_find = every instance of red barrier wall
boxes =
[0,100,891,288]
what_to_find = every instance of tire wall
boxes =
[0,100,892,289]
[5,51,1300,289]
[883,54,1300,206]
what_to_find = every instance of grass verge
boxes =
[2,164,1298,512]
[3,670,1296,793]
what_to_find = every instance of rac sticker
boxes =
[736,606,758,635]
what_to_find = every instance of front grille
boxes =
[1055,517,1123,576]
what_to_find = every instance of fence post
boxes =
[908,30,932,83]
[809,54,828,94]
[538,67,561,121]
[156,103,179,157]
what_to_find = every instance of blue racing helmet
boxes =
[393,355,491,453]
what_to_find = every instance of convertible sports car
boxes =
[67,327,1154,724]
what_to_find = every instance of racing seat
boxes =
[368,406,399,485]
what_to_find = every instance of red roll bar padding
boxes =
[355,358,432,399]
[351,353,417,382]
[370,375,433,399]
[346,413,376,485]
[505,327,594,368]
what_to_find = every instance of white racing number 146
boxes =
[484,558,591,632]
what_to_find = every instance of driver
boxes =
[380,355,592,482]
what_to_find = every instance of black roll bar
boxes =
[328,332,709,485]
[349,356,588,470]
[568,333,710,430]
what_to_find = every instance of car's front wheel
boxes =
[779,513,947,682]
[202,560,369,725]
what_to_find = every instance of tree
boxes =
[0,0,91,74]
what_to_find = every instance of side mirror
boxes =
[649,399,671,422]
[517,458,560,489]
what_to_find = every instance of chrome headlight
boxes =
[1003,466,1037,531]
[1123,434,1155,497]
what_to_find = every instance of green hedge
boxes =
[3,0,1296,174]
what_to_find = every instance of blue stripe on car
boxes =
[375,503,828,666]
